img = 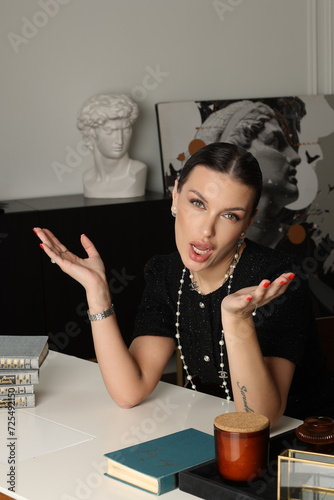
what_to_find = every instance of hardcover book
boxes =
[104,428,215,495]
[0,385,34,395]
[0,335,48,369]
[0,393,35,408]
[0,370,39,385]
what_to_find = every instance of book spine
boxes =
[0,394,35,408]
[0,371,39,385]
[0,357,38,369]
[158,474,177,495]
[0,385,35,395]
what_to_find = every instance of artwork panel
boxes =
[155,95,334,314]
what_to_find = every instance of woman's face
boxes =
[172,165,255,273]
[248,118,301,204]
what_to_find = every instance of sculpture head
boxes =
[77,93,139,159]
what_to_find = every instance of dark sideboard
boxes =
[0,192,176,359]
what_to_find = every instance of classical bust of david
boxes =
[77,93,147,199]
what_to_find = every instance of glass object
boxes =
[278,449,334,499]
[214,412,270,482]
[296,416,334,454]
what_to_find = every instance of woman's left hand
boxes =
[221,272,296,319]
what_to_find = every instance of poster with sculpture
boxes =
[156,95,334,314]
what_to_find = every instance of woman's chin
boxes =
[179,253,210,273]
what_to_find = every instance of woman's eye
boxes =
[223,213,239,221]
[190,199,205,209]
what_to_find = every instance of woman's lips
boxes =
[192,245,210,255]
[189,243,213,262]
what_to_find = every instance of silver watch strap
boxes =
[87,304,115,321]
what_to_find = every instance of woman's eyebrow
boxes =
[189,189,208,203]
[224,207,247,212]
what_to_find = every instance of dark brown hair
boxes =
[177,142,262,215]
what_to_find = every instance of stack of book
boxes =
[0,336,49,409]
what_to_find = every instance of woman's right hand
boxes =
[33,227,108,291]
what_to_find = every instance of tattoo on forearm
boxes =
[237,381,254,413]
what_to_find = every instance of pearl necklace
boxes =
[175,239,243,400]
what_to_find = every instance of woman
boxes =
[34,142,333,424]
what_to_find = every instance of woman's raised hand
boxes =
[221,273,296,319]
[33,227,108,290]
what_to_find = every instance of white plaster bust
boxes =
[77,93,147,198]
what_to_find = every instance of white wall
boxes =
[0,0,333,201]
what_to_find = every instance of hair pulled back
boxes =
[177,142,262,215]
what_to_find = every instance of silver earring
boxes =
[238,231,245,244]
[171,212,176,218]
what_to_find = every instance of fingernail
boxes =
[288,273,296,280]
[39,243,44,250]
[280,280,287,285]
[263,281,270,288]
[246,296,253,302]
[32,228,38,234]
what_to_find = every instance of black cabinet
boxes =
[0,192,176,359]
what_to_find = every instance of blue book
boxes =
[104,428,215,495]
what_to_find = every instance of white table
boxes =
[0,352,301,500]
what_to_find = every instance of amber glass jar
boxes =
[295,416,334,453]
[214,412,270,482]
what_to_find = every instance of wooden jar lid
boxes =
[214,412,270,433]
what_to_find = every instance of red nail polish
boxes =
[39,243,44,250]
[288,273,296,280]
[280,280,287,285]
[32,228,38,234]
[246,296,253,301]
[263,282,270,288]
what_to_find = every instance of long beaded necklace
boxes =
[175,237,244,400]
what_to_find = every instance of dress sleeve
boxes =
[132,255,176,340]
[256,273,316,366]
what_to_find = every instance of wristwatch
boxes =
[87,304,115,321]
